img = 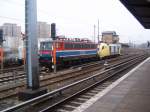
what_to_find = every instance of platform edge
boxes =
[72,57,150,112]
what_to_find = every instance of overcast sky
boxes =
[0,0,150,44]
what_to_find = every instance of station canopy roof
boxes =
[120,0,150,29]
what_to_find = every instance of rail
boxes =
[2,54,147,112]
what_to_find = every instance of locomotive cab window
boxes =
[40,42,52,50]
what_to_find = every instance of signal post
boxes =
[51,23,57,73]
[52,41,57,73]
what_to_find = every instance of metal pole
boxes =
[51,23,57,73]
[53,41,57,73]
[94,24,96,43]
[23,39,26,72]
[25,0,39,90]
[0,43,3,74]
[98,19,99,43]
[0,29,3,74]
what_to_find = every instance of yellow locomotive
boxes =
[97,43,121,58]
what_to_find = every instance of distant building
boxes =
[2,23,21,37]
[0,23,21,49]
[101,31,119,44]
[37,22,50,38]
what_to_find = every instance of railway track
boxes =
[42,54,146,112]
[0,54,145,102]
[0,66,24,74]
[0,55,121,85]
[0,54,134,85]
[39,54,142,88]
[2,53,147,112]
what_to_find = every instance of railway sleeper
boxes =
[69,101,81,106]
[63,104,77,109]
[56,109,70,112]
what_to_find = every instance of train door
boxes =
[109,46,111,55]
[117,46,120,54]
[110,45,114,55]
[114,46,116,54]
[112,46,114,55]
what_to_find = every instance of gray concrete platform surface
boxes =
[73,57,150,112]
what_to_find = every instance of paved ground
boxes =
[73,57,150,112]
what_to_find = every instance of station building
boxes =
[101,31,119,44]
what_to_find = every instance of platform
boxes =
[73,57,150,112]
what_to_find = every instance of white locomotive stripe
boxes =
[59,53,96,58]
[56,49,97,52]
[72,57,150,112]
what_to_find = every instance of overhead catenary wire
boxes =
[0,0,54,19]
[0,0,95,26]
[0,0,96,38]
[0,16,24,22]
